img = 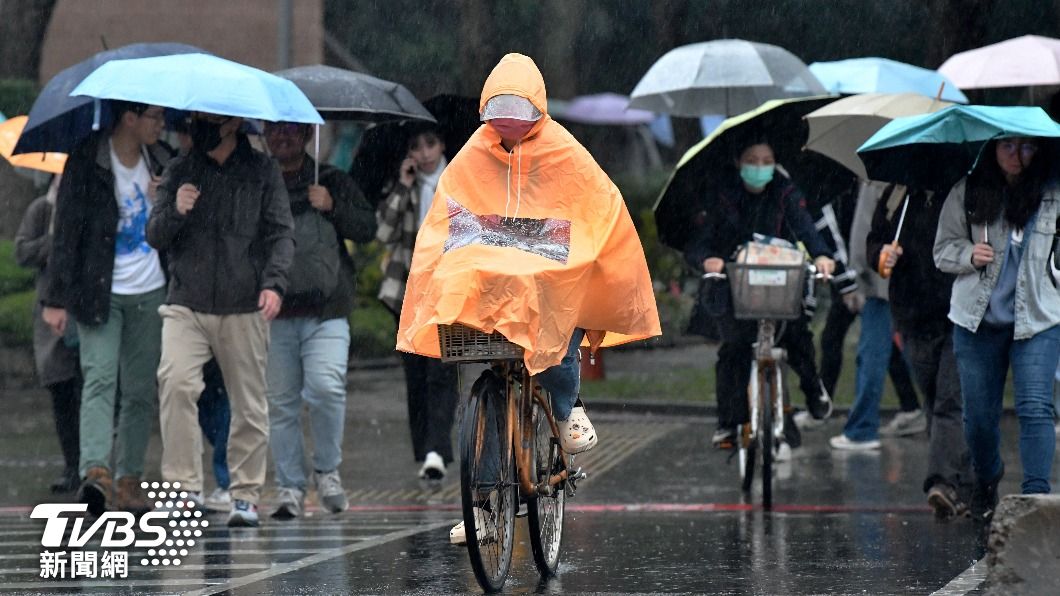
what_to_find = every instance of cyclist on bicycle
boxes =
[684,138,838,450]
[393,54,661,543]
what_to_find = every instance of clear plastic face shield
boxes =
[479,94,543,122]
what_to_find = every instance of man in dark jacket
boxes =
[262,121,376,519]
[867,184,972,518]
[41,102,170,515]
[148,112,294,527]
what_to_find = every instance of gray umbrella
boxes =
[629,39,827,117]
[274,64,436,123]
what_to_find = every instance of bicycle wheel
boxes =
[460,370,517,593]
[759,366,774,510]
[739,362,759,493]
[527,391,565,577]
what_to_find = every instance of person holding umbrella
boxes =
[262,121,376,518]
[934,136,1060,520]
[683,137,836,449]
[40,101,171,515]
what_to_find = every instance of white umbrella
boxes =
[939,35,1060,89]
[629,39,826,117]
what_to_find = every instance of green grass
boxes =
[0,290,35,346]
[0,240,34,298]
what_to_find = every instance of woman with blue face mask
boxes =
[683,140,838,451]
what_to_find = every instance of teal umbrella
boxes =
[856,105,1060,190]
[809,58,968,103]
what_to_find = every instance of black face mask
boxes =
[190,119,226,153]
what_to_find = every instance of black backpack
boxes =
[286,204,340,303]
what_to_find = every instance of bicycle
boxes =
[704,259,823,510]
[438,323,587,593]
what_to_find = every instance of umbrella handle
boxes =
[878,241,899,279]
[92,98,101,131]
[314,124,320,185]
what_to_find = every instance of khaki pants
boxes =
[157,305,269,503]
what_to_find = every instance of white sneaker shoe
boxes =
[314,470,348,514]
[204,488,232,512]
[879,409,928,437]
[449,507,494,545]
[829,434,881,451]
[271,487,305,519]
[419,451,446,480]
[774,441,793,462]
[793,410,825,431]
[560,406,597,454]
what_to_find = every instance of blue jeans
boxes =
[953,323,1060,494]
[198,359,230,490]
[266,317,351,491]
[535,329,585,421]
[842,298,894,442]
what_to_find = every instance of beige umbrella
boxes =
[803,92,952,178]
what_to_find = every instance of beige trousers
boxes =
[157,305,269,504]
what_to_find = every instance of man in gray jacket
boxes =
[147,112,294,527]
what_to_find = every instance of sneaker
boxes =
[419,451,446,481]
[449,507,495,546]
[806,380,834,420]
[829,434,880,451]
[793,409,826,431]
[271,487,305,519]
[78,467,113,517]
[880,409,928,437]
[228,500,259,527]
[927,483,966,520]
[204,488,232,513]
[560,406,597,454]
[970,467,1003,524]
[712,427,736,449]
[314,470,348,514]
[115,477,151,514]
[774,441,792,462]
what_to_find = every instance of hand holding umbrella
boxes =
[877,193,909,278]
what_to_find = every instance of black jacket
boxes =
[278,157,377,320]
[147,136,294,315]
[42,133,173,324]
[866,185,954,337]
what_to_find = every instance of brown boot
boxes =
[115,477,151,514]
[78,467,113,516]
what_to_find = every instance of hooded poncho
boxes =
[397,53,661,374]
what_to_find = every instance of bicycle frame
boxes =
[749,320,787,444]
[495,361,571,497]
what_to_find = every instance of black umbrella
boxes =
[652,96,838,251]
[274,65,435,123]
[14,42,206,155]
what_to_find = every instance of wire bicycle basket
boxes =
[438,323,524,363]
[726,262,808,321]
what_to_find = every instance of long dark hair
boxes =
[966,139,1052,230]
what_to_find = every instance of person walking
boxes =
[934,137,1060,522]
[262,121,376,518]
[870,184,972,518]
[148,111,294,527]
[41,102,170,515]
[377,123,460,481]
[15,176,82,494]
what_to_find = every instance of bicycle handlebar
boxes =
[701,264,829,282]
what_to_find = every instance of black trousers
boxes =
[819,292,920,411]
[47,377,82,475]
[400,351,459,464]
[714,312,822,430]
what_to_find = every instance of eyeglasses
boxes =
[998,140,1038,158]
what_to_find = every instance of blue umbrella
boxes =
[13,42,205,155]
[810,58,968,103]
[71,53,323,125]
[856,105,1060,190]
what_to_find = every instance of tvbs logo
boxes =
[31,482,208,577]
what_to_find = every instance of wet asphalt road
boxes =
[0,352,1047,594]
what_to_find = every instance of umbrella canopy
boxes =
[71,53,322,124]
[939,35,1060,89]
[0,116,66,174]
[273,64,435,123]
[809,57,968,102]
[653,96,837,250]
[629,39,827,117]
[857,105,1060,190]
[805,93,954,178]
[13,42,204,155]
[554,93,655,125]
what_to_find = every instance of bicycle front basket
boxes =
[726,262,807,321]
[438,323,524,363]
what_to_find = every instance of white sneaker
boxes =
[204,488,232,512]
[560,406,598,454]
[314,470,348,514]
[774,441,792,462]
[829,434,881,451]
[271,487,305,519]
[793,410,825,431]
[419,451,446,480]
[449,507,494,545]
[879,409,928,437]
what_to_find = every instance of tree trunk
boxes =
[0,0,58,80]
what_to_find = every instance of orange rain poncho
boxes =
[397,53,660,374]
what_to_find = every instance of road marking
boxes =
[931,558,987,595]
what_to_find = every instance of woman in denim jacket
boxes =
[934,137,1060,523]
